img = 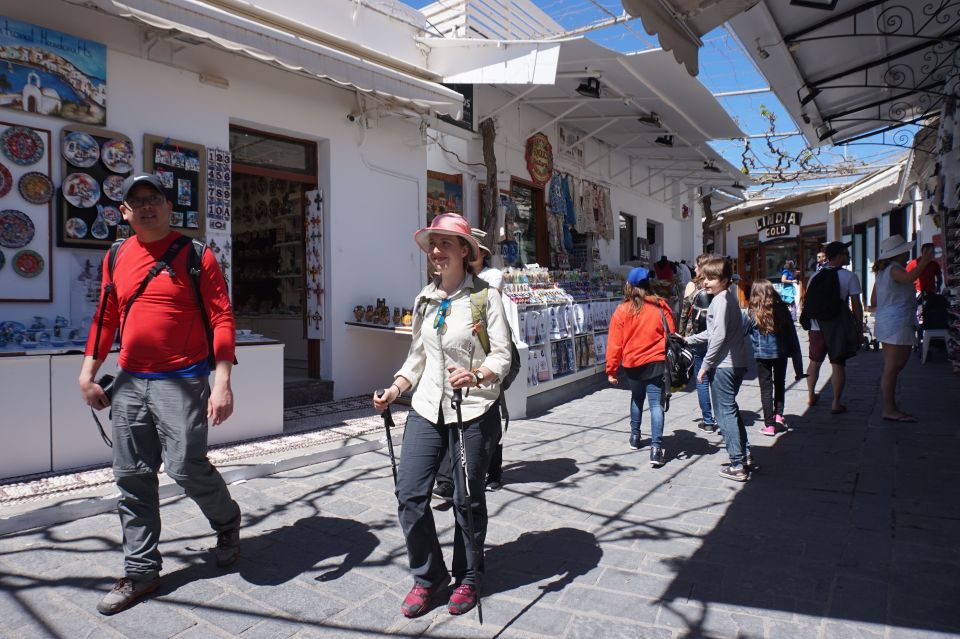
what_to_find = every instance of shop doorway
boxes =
[737,234,759,306]
[509,178,549,266]
[229,126,319,382]
[619,213,636,262]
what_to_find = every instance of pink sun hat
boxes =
[414,213,480,261]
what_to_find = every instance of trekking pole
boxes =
[375,389,399,486]
[452,388,483,624]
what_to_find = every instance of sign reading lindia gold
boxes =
[525,132,553,187]
[756,210,802,242]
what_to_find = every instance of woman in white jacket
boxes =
[373,214,512,619]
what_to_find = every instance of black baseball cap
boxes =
[120,174,165,202]
[824,240,851,260]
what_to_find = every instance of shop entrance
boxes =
[509,178,549,266]
[229,126,320,384]
[737,234,759,306]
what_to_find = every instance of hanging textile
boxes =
[599,186,614,241]
[548,173,566,216]
[561,174,577,228]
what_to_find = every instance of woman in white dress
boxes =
[870,235,934,422]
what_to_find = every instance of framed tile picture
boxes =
[143,134,206,240]
[1,120,53,302]
[56,124,134,249]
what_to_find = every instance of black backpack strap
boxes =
[92,239,126,360]
[117,235,193,348]
[186,239,221,368]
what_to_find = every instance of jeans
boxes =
[396,404,500,587]
[756,357,787,425]
[627,374,665,448]
[691,347,715,425]
[708,367,749,466]
[111,371,241,580]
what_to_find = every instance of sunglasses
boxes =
[433,298,451,335]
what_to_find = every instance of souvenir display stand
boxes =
[0,338,284,481]
[501,266,623,416]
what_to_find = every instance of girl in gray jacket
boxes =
[684,256,755,481]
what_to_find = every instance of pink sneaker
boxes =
[401,575,450,618]
[760,424,777,437]
[774,414,786,426]
[447,583,478,615]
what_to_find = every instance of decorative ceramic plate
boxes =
[65,217,88,239]
[101,139,133,173]
[102,174,125,201]
[0,127,44,166]
[101,205,121,226]
[0,209,35,248]
[18,172,54,205]
[12,249,43,278]
[0,162,11,198]
[62,172,101,208]
[62,131,99,168]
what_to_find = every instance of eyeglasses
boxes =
[433,298,451,335]
[126,193,165,209]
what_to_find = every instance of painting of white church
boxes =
[0,16,106,125]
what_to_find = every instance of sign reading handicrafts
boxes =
[756,210,802,243]
[525,133,554,187]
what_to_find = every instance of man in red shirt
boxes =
[79,174,241,615]
[907,243,943,294]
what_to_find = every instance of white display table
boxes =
[0,341,284,480]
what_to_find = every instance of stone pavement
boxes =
[1,334,959,639]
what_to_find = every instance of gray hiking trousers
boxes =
[110,370,241,581]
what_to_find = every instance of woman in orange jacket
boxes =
[606,267,676,467]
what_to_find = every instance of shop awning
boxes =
[415,37,563,84]
[483,38,748,197]
[620,0,759,76]
[70,0,465,116]
[829,161,905,212]
[728,1,955,146]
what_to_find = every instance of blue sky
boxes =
[402,0,910,196]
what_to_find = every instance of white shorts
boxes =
[875,319,915,346]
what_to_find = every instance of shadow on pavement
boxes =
[657,350,960,636]
[484,527,602,597]
[501,458,579,485]
[159,515,380,592]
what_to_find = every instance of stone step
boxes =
[283,377,334,408]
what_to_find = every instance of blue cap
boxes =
[627,267,650,286]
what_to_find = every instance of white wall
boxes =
[1,1,433,399]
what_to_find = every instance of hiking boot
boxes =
[649,446,665,468]
[447,583,478,615]
[698,421,718,433]
[96,576,161,615]
[214,527,240,567]
[760,424,777,437]
[719,464,749,482]
[629,433,641,450]
[433,481,454,502]
[401,575,450,618]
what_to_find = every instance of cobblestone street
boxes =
[1,336,958,638]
